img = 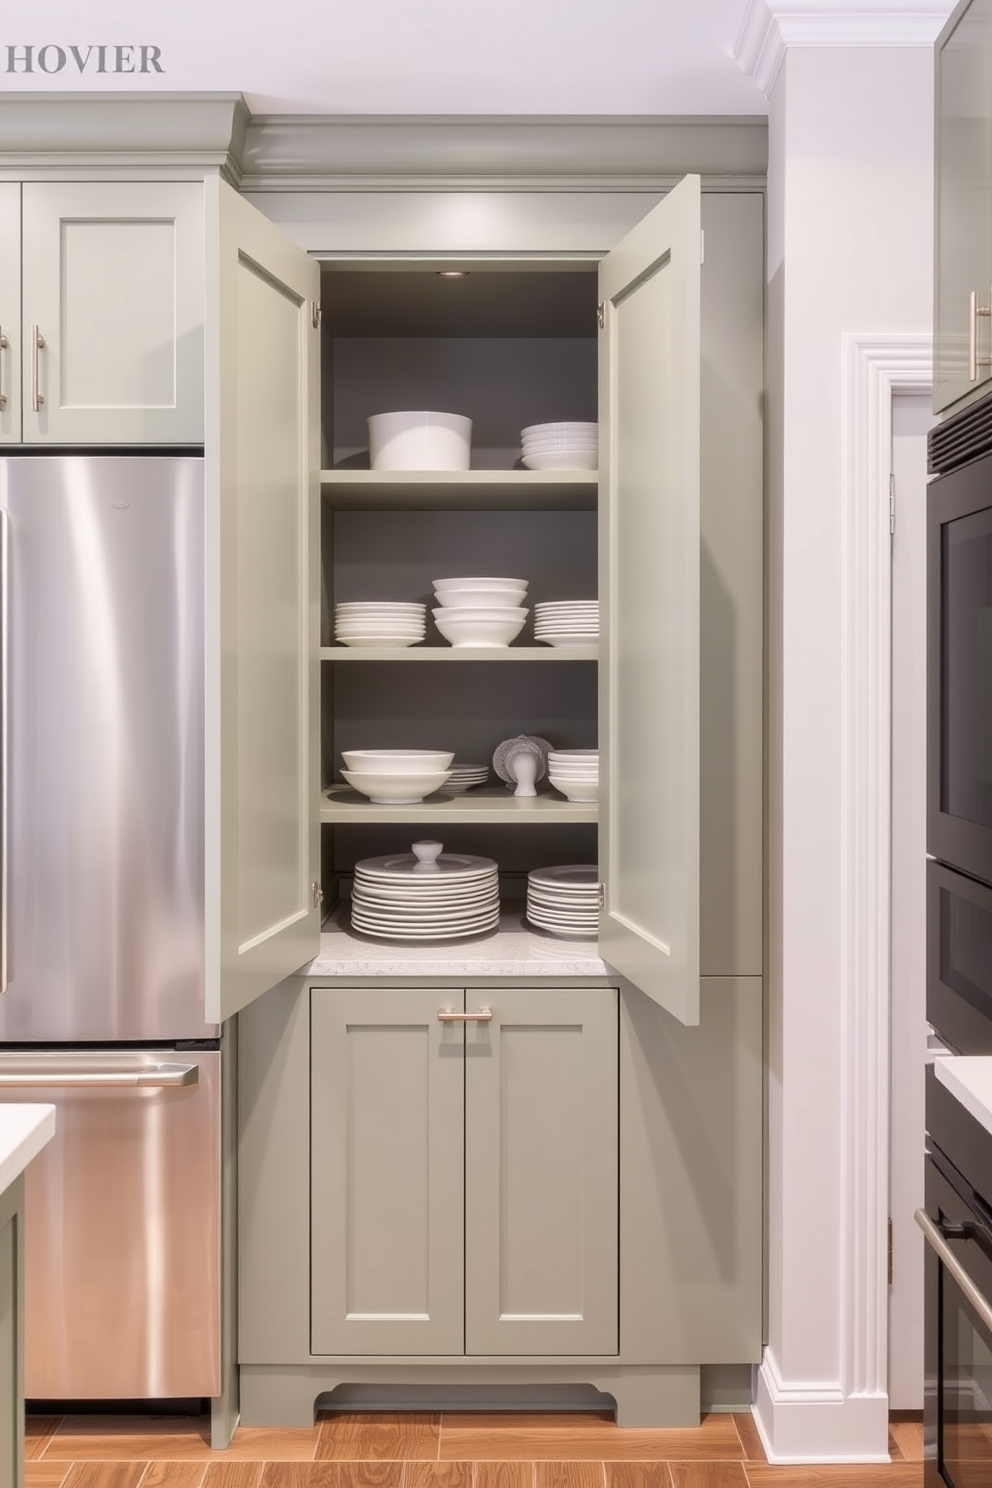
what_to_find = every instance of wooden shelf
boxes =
[321,645,597,662]
[320,469,598,510]
[321,785,597,824]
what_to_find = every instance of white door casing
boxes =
[598,173,702,1026]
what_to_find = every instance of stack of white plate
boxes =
[351,842,500,941]
[444,762,490,794]
[334,601,426,648]
[521,422,598,472]
[432,577,529,648]
[534,601,599,648]
[547,749,599,802]
[526,864,600,938]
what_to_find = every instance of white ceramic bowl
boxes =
[341,769,452,804]
[522,433,599,447]
[341,749,454,773]
[548,777,600,802]
[547,766,600,778]
[522,422,597,436]
[432,577,528,593]
[433,612,528,647]
[549,750,599,762]
[433,587,528,609]
[368,411,472,471]
[522,451,598,471]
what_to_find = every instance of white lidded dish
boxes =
[368,411,472,471]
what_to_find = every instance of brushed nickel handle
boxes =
[0,328,7,411]
[916,1207,992,1335]
[437,1006,493,1022]
[969,291,992,381]
[30,325,45,411]
[0,1062,199,1089]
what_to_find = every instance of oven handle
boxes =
[916,1207,992,1334]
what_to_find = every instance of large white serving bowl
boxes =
[548,777,600,802]
[522,450,598,471]
[432,577,528,593]
[433,610,528,647]
[341,769,452,803]
[342,749,454,773]
[433,586,528,609]
[368,411,472,471]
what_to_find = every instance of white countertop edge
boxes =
[0,1104,56,1195]
[935,1056,992,1142]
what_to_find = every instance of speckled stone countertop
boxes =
[303,906,611,979]
[0,1104,56,1194]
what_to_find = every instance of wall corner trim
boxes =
[734,0,955,97]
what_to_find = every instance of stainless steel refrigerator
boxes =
[0,454,220,1400]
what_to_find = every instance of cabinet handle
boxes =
[437,1006,493,1022]
[30,325,45,411]
[969,291,992,381]
[0,328,7,410]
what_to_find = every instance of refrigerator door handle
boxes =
[0,1061,199,1089]
[0,506,7,996]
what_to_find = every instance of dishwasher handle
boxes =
[0,1062,199,1090]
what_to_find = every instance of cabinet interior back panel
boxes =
[327,338,597,469]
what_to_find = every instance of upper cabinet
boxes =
[0,181,204,445]
[935,0,992,414]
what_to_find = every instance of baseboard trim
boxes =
[752,1352,891,1463]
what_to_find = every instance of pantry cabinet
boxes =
[0,181,205,444]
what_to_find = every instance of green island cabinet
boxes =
[237,174,765,1429]
[935,0,992,414]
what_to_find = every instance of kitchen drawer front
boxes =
[310,987,465,1356]
[464,986,619,1356]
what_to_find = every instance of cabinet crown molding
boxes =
[734,0,956,96]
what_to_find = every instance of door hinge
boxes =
[597,302,605,330]
[598,882,606,910]
[311,302,322,329]
[311,881,324,910]
[889,473,896,536]
[888,1216,893,1285]
[701,229,705,266]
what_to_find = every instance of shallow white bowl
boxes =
[335,635,424,648]
[522,451,598,471]
[433,587,528,609]
[522,422,597,436]
[548,767,600,778]
[368,411,472,471]
[522,435,599,449]
[549,750,599,762]
[342,749,454,773]
[341,768,452,803]
[433,612,528,647]
[549,778,600,802]
[431,606,528,623]
[432,577,528,592]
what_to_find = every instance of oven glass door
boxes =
[929,861,992,1053]
[942,1265,992,1485]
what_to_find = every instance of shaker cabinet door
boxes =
[207,180,321,1023]
[20,182,204,444]
[0,185,20,446]
[598,173,702,1025]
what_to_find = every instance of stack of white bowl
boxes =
[444,762,490,794]
[534,600,599,648]
[520,422,598,471]
[526,864,599,938]
[547,749,599,802]
[339,749,453,805]
[334,602,426,648]
[432,577,529,648]
[351,840,500,941]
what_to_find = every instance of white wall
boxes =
[759,42,934,1462]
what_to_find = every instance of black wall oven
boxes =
[928,860,992,1056]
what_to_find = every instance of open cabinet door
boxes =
[598,174,701,1026]
[205,180,321,1023]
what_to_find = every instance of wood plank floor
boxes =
[24,1411,927,1488]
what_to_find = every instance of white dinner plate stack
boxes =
[350,842,500,941]
[334,601,426,647]
[443,762,490,794]
[526,864,600,938]
[534,600,599,648]
[520,422,598,471]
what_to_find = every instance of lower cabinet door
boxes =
[310,988,464,1355]
[464,987,619,1356]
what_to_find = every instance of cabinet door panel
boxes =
[0,185,19,446]
[598,174,701,1024]
[465,987,618,1356]
[935,0,992,413]
[311,989,464,1355]
[207,181,321,1023]
[20,182,204,443]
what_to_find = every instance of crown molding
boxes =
[734,0,955,96]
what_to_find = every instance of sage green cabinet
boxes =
[0,181,205,445]
[309,986,618,1360]
[935,0,992,413]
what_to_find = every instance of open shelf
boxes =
[321,645,597,662]
[321,469,598,510]
[321,785,597,824]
